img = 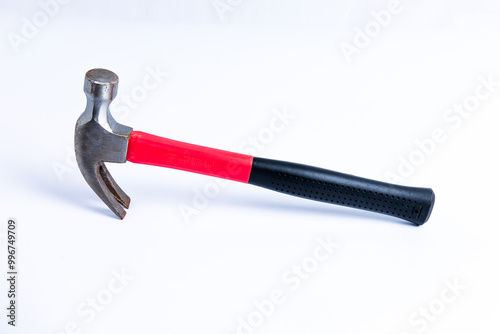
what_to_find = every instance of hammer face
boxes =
[75,69,133,219]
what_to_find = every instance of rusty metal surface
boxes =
[74,69,133,219]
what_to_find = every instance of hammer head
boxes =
[75,69,133,219]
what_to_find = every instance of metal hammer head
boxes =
[75,69,133,219]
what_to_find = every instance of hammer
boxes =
[75,69,435,224]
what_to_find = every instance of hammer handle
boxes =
[248,158,434,225]
[127,131,434,225]
[127,131,254,182]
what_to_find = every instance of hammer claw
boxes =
[98,163,130,209]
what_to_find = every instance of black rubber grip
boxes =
[248,157,435,225]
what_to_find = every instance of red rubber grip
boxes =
[126,131,254,183]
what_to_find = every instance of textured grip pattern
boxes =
[248,158,434,225]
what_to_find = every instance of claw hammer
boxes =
[75,69,435,224]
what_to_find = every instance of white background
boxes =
[1,1,499,333]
